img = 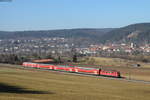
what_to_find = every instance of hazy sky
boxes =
[0,0,150,31]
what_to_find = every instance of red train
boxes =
[22,62,121,78]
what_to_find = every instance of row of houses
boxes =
[76,43,150,55]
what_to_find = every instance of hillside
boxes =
[100,23,150,44]
[0,28,113,44]
[1,23,150,44]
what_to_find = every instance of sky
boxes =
[0,0,150,31]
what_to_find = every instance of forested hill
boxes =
[100,23,150,44]
[0,28,113,43]
[1,23,150,44]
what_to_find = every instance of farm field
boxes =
[79,57,150,68]
[0,64,150,100]
[76,57,150,81]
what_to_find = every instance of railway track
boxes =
[1,64,150,84]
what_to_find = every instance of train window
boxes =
[106,71,112,74]
[77,67,97,70]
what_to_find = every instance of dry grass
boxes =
[82,57,150,68]
[76,57,150,81]
[0,65,150,100]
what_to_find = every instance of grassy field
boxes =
[76,57,150,81]
[0,64,150,100]
[79,57,150,68]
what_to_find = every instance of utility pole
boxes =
[129,71,131,80]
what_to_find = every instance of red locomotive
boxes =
[22,62,121,78]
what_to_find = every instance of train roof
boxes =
[76,67,99,70]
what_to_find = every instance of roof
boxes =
[32,59,54,63]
